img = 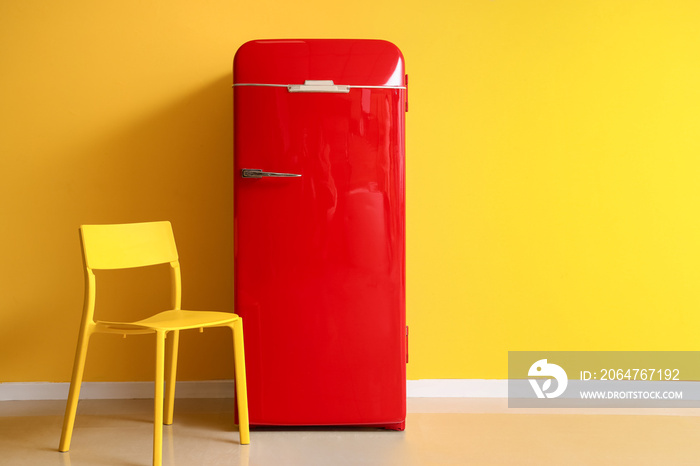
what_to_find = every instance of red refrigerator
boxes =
[233,39,406,430]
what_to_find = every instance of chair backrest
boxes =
[80,221,179,270]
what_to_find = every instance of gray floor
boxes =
[1,398,699,465]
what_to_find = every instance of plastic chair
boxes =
[58,221,249,466]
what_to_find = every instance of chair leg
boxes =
[59,325,93,452]
[231,319,250,445]
[164,330,179,425]
[154,330,166,466]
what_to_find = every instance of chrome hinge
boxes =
[406,325,409,364]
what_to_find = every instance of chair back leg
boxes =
[164,330,180,425]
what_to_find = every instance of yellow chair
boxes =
[58,221,249,466]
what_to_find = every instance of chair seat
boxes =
[97,310,239,332]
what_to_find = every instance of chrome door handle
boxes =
[241,169,301,178]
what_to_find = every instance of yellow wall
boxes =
[2,1,700,383]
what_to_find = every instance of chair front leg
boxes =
[59,324,94,452]
[154,330,166,466]
[231,319,250,445]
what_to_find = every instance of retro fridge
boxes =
[233,39,406,430]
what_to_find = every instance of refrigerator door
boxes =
[234,40,406,428]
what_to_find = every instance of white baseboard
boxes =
[407,379,507,398]
[0,379,506,401]
[0,380,236,401]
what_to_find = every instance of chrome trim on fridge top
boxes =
[288,80,349,93]
[233,82,406,90]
